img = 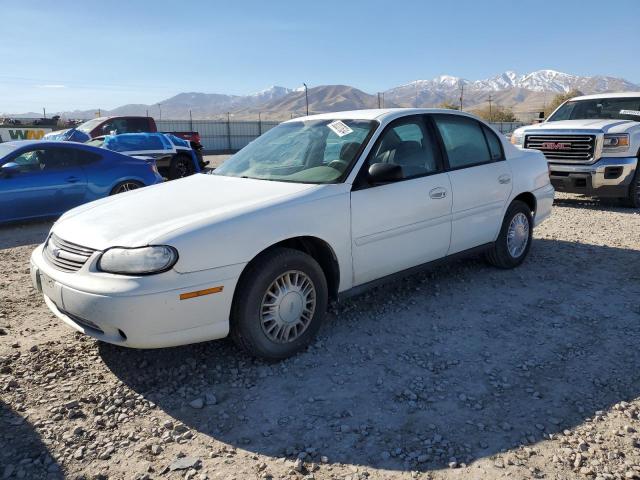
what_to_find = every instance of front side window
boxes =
[366,117,440,179]
[215,119,377,183]
[548,97,640,122]
[433,115,492,169]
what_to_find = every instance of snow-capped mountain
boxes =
[383,69,640,112]
[41,70,639,120]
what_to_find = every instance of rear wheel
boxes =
[110,180,143,195]
[485,200,533,269]
[231,248,328,360]
[169,154,194,180]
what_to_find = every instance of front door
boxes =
[0,147,87,221]
[350,115,452,285]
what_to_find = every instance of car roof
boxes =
[283,108,482,124]
[571,92,640,101]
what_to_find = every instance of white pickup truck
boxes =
[511,92,640,207]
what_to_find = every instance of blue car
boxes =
[0,140,164,223]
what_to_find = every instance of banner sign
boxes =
[0,127,53,143]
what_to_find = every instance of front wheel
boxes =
[231,248,328,360]
[485,200,533,269]
[621,166,640,208]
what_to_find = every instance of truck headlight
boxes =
[511,131,524,146]
[603,134,630,152]
[98,246,178,275]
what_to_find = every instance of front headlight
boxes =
[511,131,524,146]
[603,134,630,152]
[98,246,178,275]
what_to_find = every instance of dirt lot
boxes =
[1,194,640,480]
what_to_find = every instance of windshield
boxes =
[214,119,377,183]
[0,143,18,162]
[76,117,106,133]
[548,97,640,122]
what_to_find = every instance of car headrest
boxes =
[340,142,361,161]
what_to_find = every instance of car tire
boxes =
[110,180,143,195]
[169,154,194,180]
[231,247,328,360]
[485,200,533,269]
[621,165,640,208]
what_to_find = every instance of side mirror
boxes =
[368,162,403,184]
[0,162,20,177]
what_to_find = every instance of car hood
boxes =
[52,174,318,250]
[523,119,638,133]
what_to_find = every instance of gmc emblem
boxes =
[541,142,572,150]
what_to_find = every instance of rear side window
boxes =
[482,125,504,161]
[433,115,491,169]
[76,150,101,164]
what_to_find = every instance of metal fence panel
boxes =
[156,119,280,152]
[156,119,523,152]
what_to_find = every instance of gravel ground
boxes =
[1,193,640,480]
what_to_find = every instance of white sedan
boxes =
[30,109,554,359]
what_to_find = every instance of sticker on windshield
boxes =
[620,109,640,117]
[327,120,353,137]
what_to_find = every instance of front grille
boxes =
[43,234,97,272]
[524,134,596,162]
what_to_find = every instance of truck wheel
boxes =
[485,200,533,269]
[231,248,328,360]
[169,154,194,180]
[622,166,640,208]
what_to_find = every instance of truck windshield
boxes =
[76,118,105,133]
[548,97,640,122]
[214,119,377,184]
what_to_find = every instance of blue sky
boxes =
[2,0,639,113]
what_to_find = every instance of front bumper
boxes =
[30,244,243,348]
[549,156,637,198]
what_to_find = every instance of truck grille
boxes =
[524,134,596,162]
[43,234,97,272]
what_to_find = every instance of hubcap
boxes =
[114,182,140,194]
[260,270,316,344]
[507,212,529,258]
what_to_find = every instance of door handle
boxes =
[429,187,447,199]
[65,176,79,183]
[498,174,511,184]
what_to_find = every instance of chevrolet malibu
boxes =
[30,109,554,359]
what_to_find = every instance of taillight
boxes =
[193,133,201,143]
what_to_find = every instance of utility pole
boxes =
[459,83,464,111]
[226,112,232,151]
[157,104,162,121]
[189,109,193,131]
[381,92,384,108]
[146,109,149,117]
[488,94,493,122]
[303,83,309,116]
[43,107,46,119]
[377,93,381,108]
[258,111,262,135]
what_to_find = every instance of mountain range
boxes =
[8,70,640,121]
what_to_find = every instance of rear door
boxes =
[431,114,512,254]
[0,146,87,221]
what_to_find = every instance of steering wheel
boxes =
[327,159,349,171]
